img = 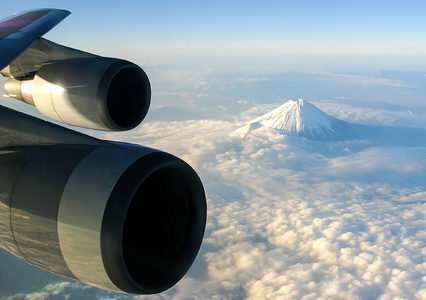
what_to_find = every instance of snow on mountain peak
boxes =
[234,99,348,138]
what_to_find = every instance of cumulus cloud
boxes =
[7,104,426,299]
[103,116,426,299]
[6,282,90,300]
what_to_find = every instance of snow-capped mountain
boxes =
[234,99,350,139]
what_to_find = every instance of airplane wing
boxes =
[0,8,70,71]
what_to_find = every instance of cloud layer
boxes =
[13,115,423,300]
[3,67,426,299]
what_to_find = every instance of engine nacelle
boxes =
[0,10,207,295]
[0,143,206,294]
[4,57,151,131]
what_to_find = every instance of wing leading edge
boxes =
[0,8,70,71]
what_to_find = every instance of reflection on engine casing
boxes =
[0,143,206,294]
[4,57,151,131]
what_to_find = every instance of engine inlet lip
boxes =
[100,151,206,294]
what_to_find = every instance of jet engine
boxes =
[0,8,207,295]
[0,141,206,294]
[4,57,151,131]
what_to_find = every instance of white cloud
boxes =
[6,282,90,300]
[312,101,426,128]
[107,119,424,299]
[237,99,250,105]
[324,147,426,176]
[307,72,416,88]
[7,107,426,299]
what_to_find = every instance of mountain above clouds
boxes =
[234,99,351,139]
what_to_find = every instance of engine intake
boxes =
[101,151,205,293]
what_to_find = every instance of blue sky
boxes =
[3,1,426,71]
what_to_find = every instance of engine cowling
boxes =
[0,143,206,294]
[4,57,151,131]
[0,11,207,295]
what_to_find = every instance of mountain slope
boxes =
[234,99,350,139]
